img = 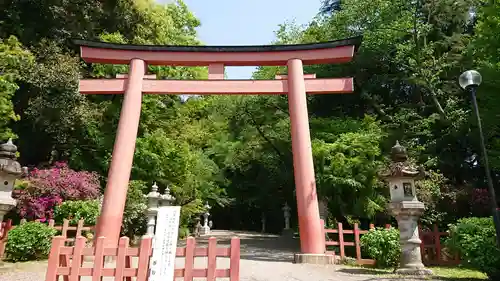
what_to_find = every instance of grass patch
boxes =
[340,265,488,280]
[430,267,487,280]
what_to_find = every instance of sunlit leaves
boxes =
[0,36,33,139]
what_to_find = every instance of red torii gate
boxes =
[74,37,361,261]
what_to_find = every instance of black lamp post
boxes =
[459,70,500,246]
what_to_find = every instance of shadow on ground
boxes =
[190,230,299,263]
[338,268,392,275]
[337,267,487,281]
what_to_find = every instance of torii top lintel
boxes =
[73,36,362,66]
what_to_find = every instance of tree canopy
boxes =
[1,0,499,233]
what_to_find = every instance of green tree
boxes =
[0,36,33,140]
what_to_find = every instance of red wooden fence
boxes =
[45,235,241,281]
[419,224,460,266]
[320,220,460,266]
[0,219,12,259]
[321,220,391,265]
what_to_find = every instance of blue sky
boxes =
[158,0,321,79]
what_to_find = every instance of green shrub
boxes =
[6,222,57,262]
[178,227,190,239]
[445,217,500,279]
[54,199,100,225]
[360,227,401,268]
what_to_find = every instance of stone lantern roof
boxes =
[0,138,22,176]
[380,141,424,179]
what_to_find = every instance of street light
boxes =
[459,70,500,246]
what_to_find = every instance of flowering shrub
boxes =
[14,162,100,220]
[470,188,490,215]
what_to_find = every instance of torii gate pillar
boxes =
[287,59,324,254]
[94,59,145,246]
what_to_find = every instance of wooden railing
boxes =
[321,220,461,266]
[321,220,390,265]
[0,220,13,259]
[45,235,241,281]
[419,225,460,266]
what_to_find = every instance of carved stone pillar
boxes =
[389,202,431,275]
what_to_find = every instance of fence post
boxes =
[354,223,361,262]
[0,219,12,259]
[136,236,153,281]
[76,219,84,237]
[92,237,106,280]
[45,236,66,281]
[184,237,196,280]
[229,237,240,281]
[70,237,86,279]
[115,237,130,280]
[62,219,69,237]
[338,222,345,259]
[207,237,217,280]
[320,219,325,253]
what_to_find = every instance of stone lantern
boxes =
[145,182,175,236]
[0,139,22,223]
[380,141,432,276]
[201,201,212,235]
[200,201,211,235]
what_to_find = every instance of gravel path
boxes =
[0,230,430,281]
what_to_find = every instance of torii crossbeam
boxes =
[74,37,362,262]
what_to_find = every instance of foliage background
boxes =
[0,0,499,234]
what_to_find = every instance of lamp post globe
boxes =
[459,70,482,90]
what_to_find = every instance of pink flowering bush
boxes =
[14,162,100,220]
[470,188,490,215]
[471,188,489,205]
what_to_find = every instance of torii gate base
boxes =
[75,37,361,264]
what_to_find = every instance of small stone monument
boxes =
[282,202,291,230]
[0,139,22,223]
[194,219,202,237]
[380,141,432,276]
[282,202,294,237]
[261,213,266,233]
[318,199,329,221]
[200,201,211,235]
[145,182,175,236]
